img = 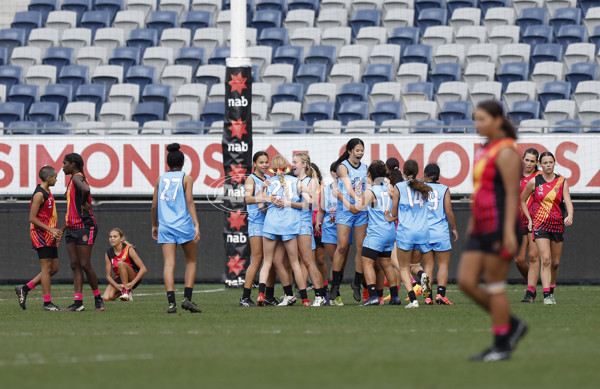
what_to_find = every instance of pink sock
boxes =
[92,289,101,297]
[527,285,536,292]
[26,280,36,290]
[550,284,556,289]
[74,293,83,301]
[543,287,551,293]
[323,280,328,287]
[411,276,416,283]
[493,324,511,336]
[43,294,51,303]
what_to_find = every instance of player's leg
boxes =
[102,284,120,301]
[298,235,323,292]
[258,237,277,305]
[378,256,399,305]
[279,238,305,306]
[397,248,419,308]
[64,242,85,310]
[549,240,563,303]
[118,262,136,301]
[434,250,453,305]
[77,244,103,311]
[374,263,385,304]
[241,235,264,306]
[330,224,352,300]
[40,257,59,310]
[514,235,530,280]
[423,250,435,282]
[315,245,327,287]
[180,240,201,313]
[523,234,540,302]
[351,224,367,301]
[536,238,553,304]
[458,251,488,310]
[411,249,432,301]
[324,243,336,281]
[162,243,178,313]
[361,250,378,305]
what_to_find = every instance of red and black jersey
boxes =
[520,170,542,228]
[30,186,58,249]
[471,138,517,235]
[107,244,140,278]
[66,172,96,229]
[531,174,565,234]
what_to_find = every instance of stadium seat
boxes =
[0,102,25,127]
[160,28,192,51]
[522,25,555,46]
[159,0,189,18]
[271,83,304,105]
[64,101,96,124]
[94,0,124,22]
[515,8,547,33]
[80,11,111,41]
[370,101,402,125]
[108,84,139,108]
[215,9,232,31]
[336,82,369,112]
[126,0,156,20]
[566,62,599,91]
[388,27,420,53]
[563,43,595,70]
[131,101,164,126]
[498,43,530,66]
[7,84,38,113]
[270,101,302,125]
[140,84,171,114]
[304,82,336,105]
[72,120,106,134]
[577,99,600,123]
[284,9,316,37]
[41,121,72,134]
[303,101,335,125]
[106,120,139,135]
[28,0,58,25]
[288,0,319,13]
[337,101,368,125]
[274,120,309,134]
[11,11,42,40]
[126,29,158,57]
[99,101,131,125]
[317,9,348,30]
[46,11,77,37]
[76,47,107,78]
[432,44,465,67]
[93,28,125,52]
[435,81,469,109]
[438,101,471,125]
[551,119,583,133]
[192,28,224,58]
[344,119,376,134]
[61,0,92,24]
[518,118,548,133]
[587,119,600,132]
[250,83,271,107]
[413,119,443,133]
[355,26,387,50]
[252,10,283,35]
[175,47,206,76]
[584,6,600,35]
[124,65,155,94]
[0,29,27,58]
[482,6,515,32]
[75,83,105,116]
[7,120,39,135]
[42,47,73,75]
[26,28,58,52]
[25,65,56,90]
[173,120,206,134]
[397,63,428,86]
[142,47,174,77]
[380,118,410,134]
[272,45,304,74]
[350,9,381,38]
[369,82,401,108]
[58,65,88,90]
[250,101,267,121]
[200,101,225,126]
[321,27,352,53]
[421,26,453,53]
[141,120,172,135]
[444,119,475,133]
[160,65,192,92]
[305,46,337,72]
[488,26,520,51]
[543,99,576,123]
[401,44,432,66]
[538,81,571,111]
[312,119,342,134]
[181,11,213,36]
[40,83,72,115]
[465,43,497,65]
[454,26,487,49]
[369,44,401,68]
[257,28,289,50]
[28,101,59,124]
[60,28,92,57]
[430,63,461,92]
[549,8,582,35]
[572,80,600,109]
[0,66,23,89]
[145,11,178,39]
[362,63,393,92]
[175,83,207,106]
[338,44,369,67]
[530,44,562,66]
[530,62,564,92]
[497,62,529,92]
[10,47,42,75]
[246,46,273,73]
[261,63,294,87]
[448,7,481,32]
[289,27,321,52]
[464,62,496,91]
[92,65,123,91]
[416,8,448,35]
[508,101,541,124]
[328,63,362,90]
[208,46,230,66]
[556,25,588,51]
[504,81,537,110]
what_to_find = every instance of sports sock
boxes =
[184,287,193,301]
[43,294,51,303]
[258,283,266,295]
[526,285,536,293]
[26,280,36,291]
[242,287,251,299]
[493,324,511,350]
[166,291,175,305]
[411,276,418,287]
[543,287,551,298]
[417,270,424,281]
[367,284,376,298]
[74,293,83,306]
[265,286,274,298]
[390,286,399,298]
[283,285,293,297]
[353,271,363,286]
[377,289,383,298]
[321,287,328,297]
[92,289,101,297]
[299,289,308,299]
[550,284,556,294]
[408,290,416,302]
[437,285,446,297]
[332,271,342,286]
[323,280,328,287]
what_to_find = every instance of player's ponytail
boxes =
[271,155,291,200]
[477,100,517,140]
[332,138,365,172]
[424,163,441,183]
[388,170,404,186]
[166,143,184,170]
[295,152,319,186]
[403,159,432,199]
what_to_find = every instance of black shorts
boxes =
[65,225,98,246]
[35,246,58,260]
[464,229,522,260]
[533,229,564,242]
[361,246,392,260]
[314,234,324,249]
[114,276,141,289]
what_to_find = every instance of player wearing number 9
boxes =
[151,143,202,314]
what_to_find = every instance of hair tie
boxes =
[406,175,414,183]
[394,167,399,170]
[268,167,291,174]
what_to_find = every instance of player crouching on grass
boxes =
[15,166,63,311]
[103,228,147,302]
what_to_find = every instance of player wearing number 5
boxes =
[152,143,201,314]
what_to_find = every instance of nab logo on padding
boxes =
[227,72,248,107]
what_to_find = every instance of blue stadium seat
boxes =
[416,8,447,35]
[414,119,443,133]
[590,26,600,50]
[580,1,600,14]
[401,44,433,66]
[7,84,38,113]
[275,120,309,134]
[208,46,230,66]
[28,0,58,25]
[132,102,165,126]
[7,120,38,134]
[141,84,172,115]
[430,63,461,92]
[0,48,7,66]
[288,0,319,13]
[58,65,89,90]
[93,0,123,24]
[549,8,582,35]
[252,65,261,82]
[556,25,587,51]
[0,66,23,88]
[181,11,213,36]
[200,101,225,126]
[75,83,105,117]
[522,25,555,45]
[446,0,478,16]
[0,29,27,57]
[127,29,159,56]
[388,27,421,54]
[41,83,73,115]
[11,11,42,40]
[295,63,326,90]
[337,101,368,125]
[530,44,562,66]
[147,11,178,39]
[479,0,508,17]
[174,120,207,135]
[552,119,583,133]
[125,66,155,94]
[303,45,335,73]
[370,101,403,125]
[350,10,381,38]
[28,102,59,124]
[508,101,541,124]
[362,64,394,92]
[444,119,475,133]
[256,0,287,15]
[497,62,529,92]
[515,8,548,35]
[43,47,74,74]
[336,83,368,112]
[109,47,141,74]
[566,62,598,91]
[41,121,72,134]
[271,83,304,104]
[586,119,600,132]
[438,101,471,125]
[538,81,571,111]
[61,0,93,25]
[80,10,111,40]
[258,28,289,50]
[415,0,445,14]
[303,101,335,125]
[273,45,304,73]
[251,10,283,35]
[405,82,434,101]
[175,47,206,75]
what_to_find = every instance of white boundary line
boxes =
[0,288,225,302]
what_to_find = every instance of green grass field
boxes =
[1,284,599,389]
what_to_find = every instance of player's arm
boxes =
[73,174,91,210]
[315,189,326,234]
[389,185,400,220]
[184,175,201,243]
[299,179,318,208]
[497,147,521,256]
[244,177,258,204]
[105,254,121,291]
[444,189,459,241]
[124,247,147,289]
[151,177,160,240]
[338,164,359,202]
[520,178,536,231]
[29,192,61,239]
[563,180,574,226]
[346,189,372,214]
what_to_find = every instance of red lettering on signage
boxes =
[386,144,423,168]
[555,141,579,186]
[20,144,28,188]
[265,145,292,168]
[370,144,380,160]
[36,144,74,185]
[0,144,13,187]
[204,143,225,188]
[81,144,119,188]
[428,142,469,187]
[587,170,600,187]
[124,144,159,187]
[179,144,200,182]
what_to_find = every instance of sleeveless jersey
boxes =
[426,182,450,243]
[30,186,58,249]
[471,138,516,235]
[365,183,396,245]
[246,173,270,225]
[66,172,96,229]
[531,174,565,233]
[322,183,338,226]
[337,160,367,206]
[158,170,195,233]
[396,181,430,244]
[520,170,542,228]
[263,174,301,236]
[107,244,140,278]
[299,176,313,224]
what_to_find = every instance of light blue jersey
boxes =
[337,159,367,206]
[396,181,430,246]
[263,174,301,239]
[427,182,451,244]
[157,170,195,244]
[299,176,313,224]
[363,182,396,252]
[246,173,270,225]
